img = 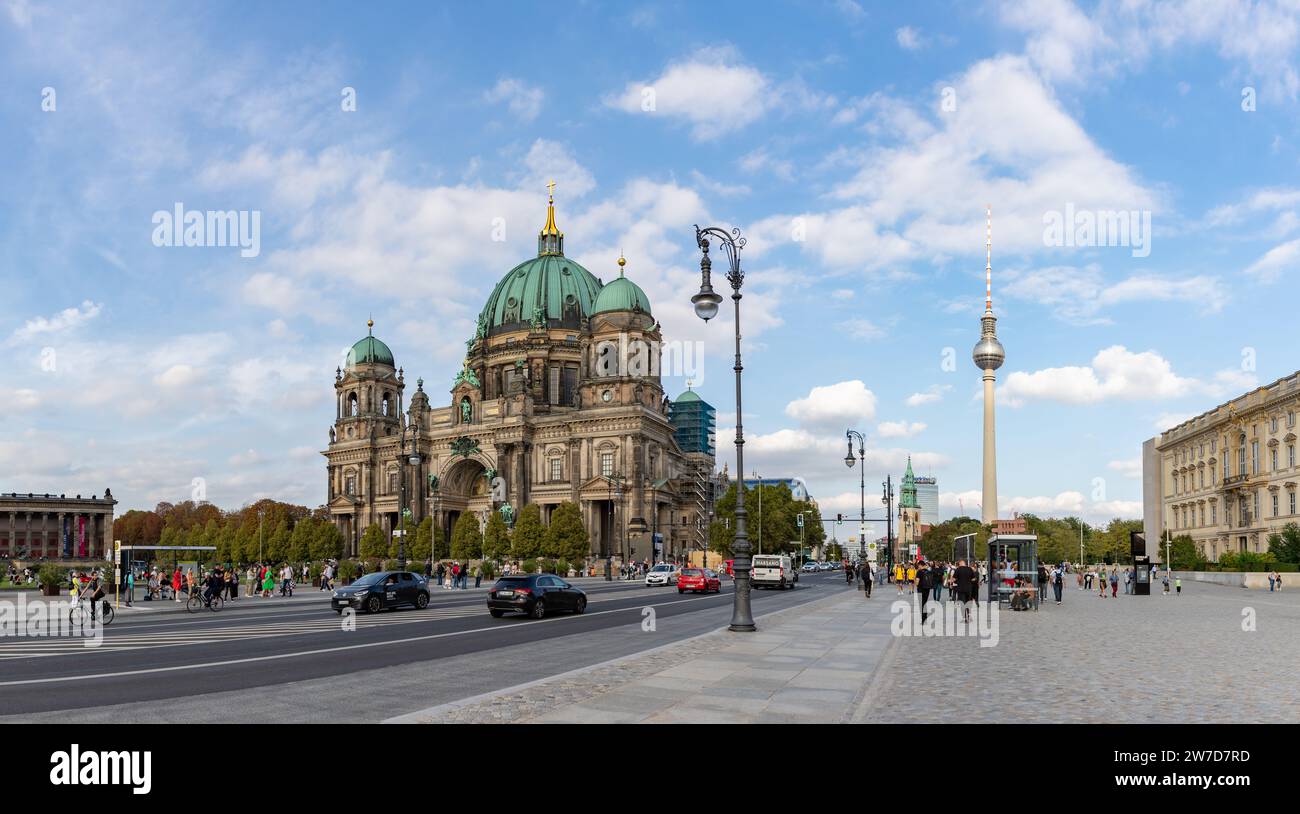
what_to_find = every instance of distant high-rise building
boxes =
[914,476,938,525]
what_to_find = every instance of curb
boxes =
[384,585,856,724]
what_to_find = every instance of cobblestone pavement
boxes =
[869,580,1300,723]
[399,587,892,724]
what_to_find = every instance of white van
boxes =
[751,554,797,590]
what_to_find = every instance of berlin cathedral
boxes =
[324,189,717,565]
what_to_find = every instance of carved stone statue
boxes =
[460,396,472,423]
[500,503,514,526]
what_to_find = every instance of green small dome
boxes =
[346,334,394,368]
[675,388,701,403]
[592,276,651,316]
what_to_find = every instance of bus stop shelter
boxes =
[986,533,1039,610]
[114,544,216,606]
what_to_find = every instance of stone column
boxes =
[102,511,112,560]
[57,512,66,558]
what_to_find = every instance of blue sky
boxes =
[2,0,1298,529]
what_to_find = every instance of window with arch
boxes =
[382,393,391,417]
[345,473,357,496]
[349,392,358,416]
[600,451,614,478]
[549,456,563,482]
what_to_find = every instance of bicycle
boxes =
[68,594,114,627]
[187,591,223,613]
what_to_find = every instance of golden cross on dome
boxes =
[547,179,556,200]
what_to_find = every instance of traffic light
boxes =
[836,513,843,523]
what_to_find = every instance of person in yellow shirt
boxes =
[906,564,917,594]
[894,564,906,595]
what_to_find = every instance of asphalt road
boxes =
[0,570,856,720]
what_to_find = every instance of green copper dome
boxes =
[674,388,702,403]
[592,276,651,316]
[346,323,395,368]
[479,254,603,336]
[475,190,607,337]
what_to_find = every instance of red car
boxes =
[678,568,722,594]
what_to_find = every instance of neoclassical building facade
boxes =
[1147,370,1300,561]
[0,490,117,560]
[323,192,714,564]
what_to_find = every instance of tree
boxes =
[289,517,316,563]
[450,513,483,560]
[410,517,433,562]
[482,512,511,563]
[359,523,387,561]
[919,516,988,563]
[1168,534,1199,569]
[1267,522,1300,564]
[310,522,344,561]
[265,519,291,563]
[432,519,449,559]
[511,504,546,559]
[547,501,589,564]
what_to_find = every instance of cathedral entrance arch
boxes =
[437,456,495,547]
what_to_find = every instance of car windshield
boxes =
[353,573,385,587]
[651,565,673,572]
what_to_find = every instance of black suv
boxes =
[331,571,429,614]
[487,574,587,619]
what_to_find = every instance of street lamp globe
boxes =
[692,287,722,321]
[844,451,855,468]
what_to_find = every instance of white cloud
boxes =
[749,55,1157,274]
[877,420,926,438]
[605,46,770,140]
[1000,345,1198,406]
[1004,265,1227,324]
[1243,237,1299,283]
[841,318,884,340]
[906,385,952,407]
[1108,457,1142,478]
[484,77,544,121]
[895,26,925,50]
[8,300,102,344]
[785,380,878,430]
[999,0,1300,99]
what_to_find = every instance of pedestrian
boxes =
[918,563,932,620]
[1268,571,1276,592]
[261,567,274,597]
[435,561,446,589]
[474,563,483,588]
[906,563,917,595]
[172,567,182,602]
[1275,571,1283,593]
[953,559,976,623]
[125,569,134,607]
[894,563,905,595]
[1162,572,1170,595]
[1051,565,1063,605]
[859,560,872,598]
[1109,568,1119,597]
[1175,576,1182,595]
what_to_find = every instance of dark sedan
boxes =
[331,571,430,614]
[487,574,587,619]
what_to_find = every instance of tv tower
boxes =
[971,205,1004,525]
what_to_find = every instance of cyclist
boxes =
[202,567,224,608]
[76,572,106,621]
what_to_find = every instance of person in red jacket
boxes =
[171,567,182,602]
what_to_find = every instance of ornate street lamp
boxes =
[397,422,420,566]
[845,429,866,561]
[692,224,754,632]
